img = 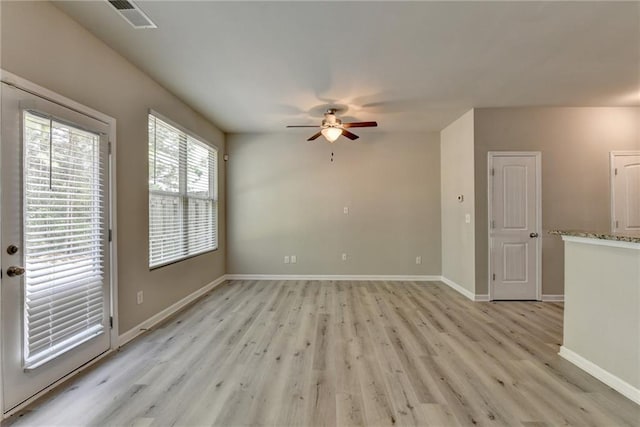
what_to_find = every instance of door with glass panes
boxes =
[1,82,111,412]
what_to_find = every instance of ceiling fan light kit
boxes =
[321,127,343,143]
[286,108,378,143]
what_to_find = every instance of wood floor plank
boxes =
[360,285,436,425]
[334,281,366,427]
[280,310,317,423]
[349,285,398,426]
[3,280,638,427]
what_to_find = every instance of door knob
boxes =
[6,266,25,277]
[529,232,539,238]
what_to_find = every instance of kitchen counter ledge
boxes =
[549,229,640,244]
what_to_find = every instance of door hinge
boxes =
[108,229,112,242]
[491,168,495,176]
[614,168,618,176]
[615,220,619,229]
[108,141,112,155]
[109,316,113,328]
[492,273,496,281]
[491,220,495,229]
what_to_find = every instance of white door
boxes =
[489,152,541,300]
[611,152,640,233]
[1,83,111,412]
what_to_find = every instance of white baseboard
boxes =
[559,346,640,405]
[228,274,493,302]
[542,294,565,302]
[118,275,227,347]
[225,274,442,282]
[439,276,488,301]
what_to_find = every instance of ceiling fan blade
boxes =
[287,125,320,128]
[307,131,322,141]
[342,121,378,128]
[341,129,359,140]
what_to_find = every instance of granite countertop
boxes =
[549,229,640,244]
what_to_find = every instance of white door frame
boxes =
[610,151,640,232]
[487,151,542,301]
[0,70,118,417]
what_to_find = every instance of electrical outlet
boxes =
[291,255,297,264]
[343,207,349,214]
[136,291,143,305]
[284,255,290,264]
[465,213,471,224]
[342,253,347,261]
[416,256,422,265]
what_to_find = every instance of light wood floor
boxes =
[3,280,639,426]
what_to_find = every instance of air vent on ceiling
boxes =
[107,0,157,29]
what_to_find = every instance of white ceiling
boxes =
[55,1,640,133]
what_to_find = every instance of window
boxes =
[23,110,108,369]
[148,113,218,268]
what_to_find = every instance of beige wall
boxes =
[474,107,640,295]
[440,110,476,293]
[226,132,441,275]
[1,1,226,333]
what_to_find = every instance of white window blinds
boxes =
[148,114,217,268]
[23,111,107,370]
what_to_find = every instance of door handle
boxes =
[529,232,539,238]
[6,266,25,277]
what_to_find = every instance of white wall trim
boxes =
[439,276,488,301]
[228,274,493,301]
[439,276,475,300]
[225,274,442,282]
[118,275,227,347]
[226,274,495,302]
[542,294,565,302]
[559,346,640,405]
[1,70,115,125]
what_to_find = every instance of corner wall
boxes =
[474,107,640,296]
[1,1,226,333]
[226,132,441,276]
[440,110,476,294]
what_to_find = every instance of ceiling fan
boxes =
[286,109,378,143]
